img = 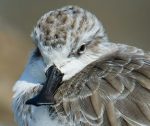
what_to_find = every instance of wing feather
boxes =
[115,98,150,125]
[54,44,150,125]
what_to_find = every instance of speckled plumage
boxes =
[12,6,150,126]
[32,5,108,46]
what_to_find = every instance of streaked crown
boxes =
[32,5,108,48]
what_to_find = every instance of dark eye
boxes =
[77,44,86,55]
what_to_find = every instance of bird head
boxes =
[25,5,118,106]
[31,5,117,81]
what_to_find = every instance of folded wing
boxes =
[55,44,150,126]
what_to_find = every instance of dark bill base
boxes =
[26,65,64,106]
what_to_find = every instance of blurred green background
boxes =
[0,0,149,126]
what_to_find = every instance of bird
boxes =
[12,5,150,126]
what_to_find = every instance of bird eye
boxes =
[77,44,86,55]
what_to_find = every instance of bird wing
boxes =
[54,44,150,126]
